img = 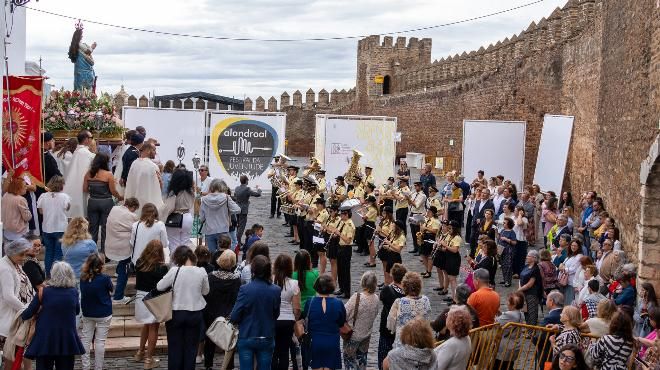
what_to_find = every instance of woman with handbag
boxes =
[157,246,209,370]
[305,274,346,370]
[387,272,431,349]
[230,255,281,370]
[161,169,195,251]
[22,261,84,370]
[130,203,169,266]
[203,249,240,370]
[133,240,169,369]
[272,254,301,370]
[343,271,380,370]
[0,239,34,370]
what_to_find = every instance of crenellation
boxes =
[255,96,265,111]
[305,88,315,107]
[243,97,253,111]
[382,36,393,47]
[330,89,339,105]
[292,90,303,107]
[318,89,329,107]
[395,37,406,48]
[280,91,290,107]
[268,96,278,111]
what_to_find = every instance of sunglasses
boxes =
[199,169,208,172]
[559,353,575,362]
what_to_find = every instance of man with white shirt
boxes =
[406,181,427,255]
[195,165,214,197]
[63,130,96,218]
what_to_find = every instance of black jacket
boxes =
[203,270,241,323]
[121,146,140,181]
[472,199,495,227]
[43,151,62,184]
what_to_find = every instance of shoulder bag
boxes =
[340,292,361,341]
[165,212,184,228]
[128,222,140,273]
[558,270,569,287]
[294,298,313,339]
[206,316,239,351]
[143,267,180,322]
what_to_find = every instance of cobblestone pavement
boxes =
[76,164,530,369]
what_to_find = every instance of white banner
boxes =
[122,107,206,170]
[462,120,526,189]
[533,114,575,194]
[315,115,397,186]
[207,111,286,190]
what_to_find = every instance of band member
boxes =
[440,220,463,303]
[419,206,440,278]
[364,183,376,202]
[432,220,450,295]
[394,179,410,231]
[288,178,304,244]
[377,177,396,211]
[267,154,288,218]
[317,169,327,195]
[300,180,320,264]
[313,197,330,274]
[330,176,347,205]
[370,206,393,270]
[323,204,342,285]
[406,181,427,255]
[350,175,365,200]
[381,220,406,285]
[426,186,442,215]
[329,207,356,299]
[363,166,375,186]
[357,195,378,257]
[282,165,299,229]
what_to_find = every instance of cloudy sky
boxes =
[25,0,567,101]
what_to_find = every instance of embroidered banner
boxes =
[2,76,44,184]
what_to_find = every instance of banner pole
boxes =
[3,38,15,169]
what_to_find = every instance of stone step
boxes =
[107,317,166,338]
[112,300,135,317]
[102,336,168,357]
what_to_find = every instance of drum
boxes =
[340,199,364,227]
[408,213,425,225]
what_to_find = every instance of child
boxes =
[80,253,114,370]
[245,224,264,250]
[36,175,70,277]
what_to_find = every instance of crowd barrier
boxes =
[465,322,638,370]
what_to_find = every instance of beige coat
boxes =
[104,205,139,261]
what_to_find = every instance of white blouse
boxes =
[563,254,583,285]
[130,221,169,264]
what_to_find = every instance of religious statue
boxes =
[68,21,97,92]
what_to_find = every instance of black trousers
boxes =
[465,211,474,243]
[395,208,408,235]
[469,224,479,258]
[87,198,114,253]
[35,356,75,370]
[273,320,295,370]
[297,218,306,249]
[337,246,352,295]
[355,226,365,253]
[271,187,281,217]
[304,221,318,267]
[237,213,249,245]
[166,310,204,370]
[409,222,421,252]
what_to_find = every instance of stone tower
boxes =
[356,35,432,98]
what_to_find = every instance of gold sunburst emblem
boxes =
[2,107,27,148]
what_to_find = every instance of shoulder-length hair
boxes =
[61,217,91,247]
[139,203,159,227]
[273,254,293,289]
[89,153,109,178]
[46,175,65,193]
[80,253,104,282]
[400,318,435,349]
[49,261,77,288]
[136,240,165,272]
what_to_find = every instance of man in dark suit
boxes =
[469,188,495,257]
[551,215,572,248]
[536,290,564,369]
[234,175,262,246]
[496,187,517,217]
[119,133,143,186]
[42,132,62,184]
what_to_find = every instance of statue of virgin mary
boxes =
[68,22,97,92]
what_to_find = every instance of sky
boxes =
[25,0,568,102]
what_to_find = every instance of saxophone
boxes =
[344,149,363,186]
[416,231,423,245]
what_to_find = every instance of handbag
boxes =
[143,267,180,322]
[206,316,239,351]
[294,298,314,339]
[128,223,140,273]
[165,212,184,228]
[339,292,361,341]
[558,271,569,287]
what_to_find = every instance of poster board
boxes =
[315,114,397,186]
[533,114,575,194]
[122,107,206,170]
[462,120,526,188]
[207,111,286,190]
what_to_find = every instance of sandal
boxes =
[365,263,377,268]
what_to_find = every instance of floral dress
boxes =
[387,295,431,348]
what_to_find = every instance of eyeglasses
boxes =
[199,169,207,172]
[559,353,575,362]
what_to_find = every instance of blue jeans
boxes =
[113,257,131,300]
[237,337,275,370]
[229,230,238,250]
[205,233,229,254]
[42,232,63,278]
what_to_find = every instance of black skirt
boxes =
[444,250,461,276]
[433,249,446,269]
[314,232,329,253]
[386,251,402,273]
[327,238,339,259]
[420,233,435,257]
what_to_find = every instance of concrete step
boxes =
[102,336,168,357]
[107,317,166,338]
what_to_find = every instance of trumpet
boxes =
[416,231,423,245]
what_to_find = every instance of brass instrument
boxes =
[303,154,323,177]
[269,156,289,188]
[416,231,423,245]
[344,149,364,186]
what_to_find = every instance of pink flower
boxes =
[49,117,55,122]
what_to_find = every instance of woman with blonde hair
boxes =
[130,203,169,265]
[433,307,473,369]
[549,306,584,358]
[62,217,98,279]
[133,240,168,369]
[383,318,436,370]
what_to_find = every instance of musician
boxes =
[432,220,450,296]
[440,220,463,304]
[377,177,396,211]
[381,220,406,285]
[282,165,299,230]
[330,176,347,205]
[364,183,376,202]
[370,206,394,270]
[406,181,427,255]
[313,197,331,274]
[363,166,375,187]
[419,206,440,279]
[267,154,288,218]
[357,195,378,257]
[322,204,342,282]
[299,179,320,262]
[328,208,356,299]
[426,186,443,214]
[288,178,304,244]
[394,179,410,231]
[349,174,365,200]
[316,169,327,195]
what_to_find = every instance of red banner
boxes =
[2,76,44,185]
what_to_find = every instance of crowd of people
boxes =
[0,129,657,370]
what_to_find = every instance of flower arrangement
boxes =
[43,89,124,138]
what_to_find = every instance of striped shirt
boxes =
[553,328,582,357]
[587,334,634,370]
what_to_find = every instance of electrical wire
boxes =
[24,0,546,42]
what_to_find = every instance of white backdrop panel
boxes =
[122,107,206,170]
[316,115,397,186]
[462,120,526,188]
[207,111,286,190]
[533,114,575,194]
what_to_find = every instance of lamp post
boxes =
[94,110,104,131]
[177,141,185,166]
[192,152,202,245]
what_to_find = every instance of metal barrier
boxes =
[466,322,638,370]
